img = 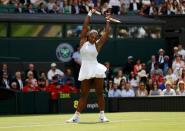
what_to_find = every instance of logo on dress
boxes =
[56,43,74,62]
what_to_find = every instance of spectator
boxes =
[120,82,135,97]
[165,68,178,86]
[129,0,141,12]
[22,79,38,92]
[138,69,148,83]
[101,2,109,14]
[64,68,75,85]
[148,0,158,16]
[136,81,148,96]
[104,62,113,82]
[177,44,185,60]
[47,0,55,12]
[39,71,49,86]
[162,81,176,96]
[149,81,162,96]
[109,0,121,14]
[134,58,142,75]
[25,3,35,13]
[14,2,23,13]
[113,69,127,85]
[56,0,64,13]
[172,54,184,78]
[128,71,139,92]
[71,0,80,14]
[163,55,172,75]
[147,55,156,73]
[0,72,10,89]
[151,70,164,85]
[37,2,47,13]
[25,71,38,88]
[119,78,126,90]
[173,46,179,59]
[79,0,88,14]
[62,79,78,93]
[11,82,19,91]
[181,1,185,14]
[150,62,163,77]
[108,82,121,97]
[170,0,180,15]
[0,64,12,81]
[105,79,113,92]
[123,56,134,75]
[37,78,47,91]
[39,71,47,80]
[120,2,127,15]
[11,71,24,90]
[46,80,60,113]
[120,0,130,11]
[139,4,150,16]
[63,0,71,14]
[157,48,165,69]
[47,63,64,81]
[158,1,168,15]
[146,78,153,93]
[25,63,38,80]
[49,3,60,13]
[176,80,185,96]
[179,68,185,81]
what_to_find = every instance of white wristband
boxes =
[88,10,92,17]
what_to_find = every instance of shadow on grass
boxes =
[78,121,109,124]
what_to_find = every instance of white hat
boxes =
[174,46,178,50]
[128,56,133,59]
[138,70,147,77]
[159,48,164,52]
[51,63,56,67]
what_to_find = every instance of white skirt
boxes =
[78,61,107,81]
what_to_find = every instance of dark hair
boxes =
[151,81,159,90]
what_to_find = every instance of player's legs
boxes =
[94,78,105,111]
[66,79,91,123]
[94,78,109,122]
[76,79,91,112]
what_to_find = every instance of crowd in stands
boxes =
[0,43,185,99]
[106,44,185,97]
[0,62,78,100]
[0,0,185,16]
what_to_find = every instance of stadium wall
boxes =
[1,88,185,115]
[0,38,166,66]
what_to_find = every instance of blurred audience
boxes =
[1,0,185,16]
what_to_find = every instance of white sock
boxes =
[100,111,105,118]
[100,111,104,114]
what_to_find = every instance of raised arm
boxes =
[80,10,95,47]
[96,14,110,52]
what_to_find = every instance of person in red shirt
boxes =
[22,79,39,92]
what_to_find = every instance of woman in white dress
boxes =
[66,9,110,123]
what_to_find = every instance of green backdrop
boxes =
[0,38,166,66]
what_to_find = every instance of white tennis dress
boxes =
[78,41,107,81]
